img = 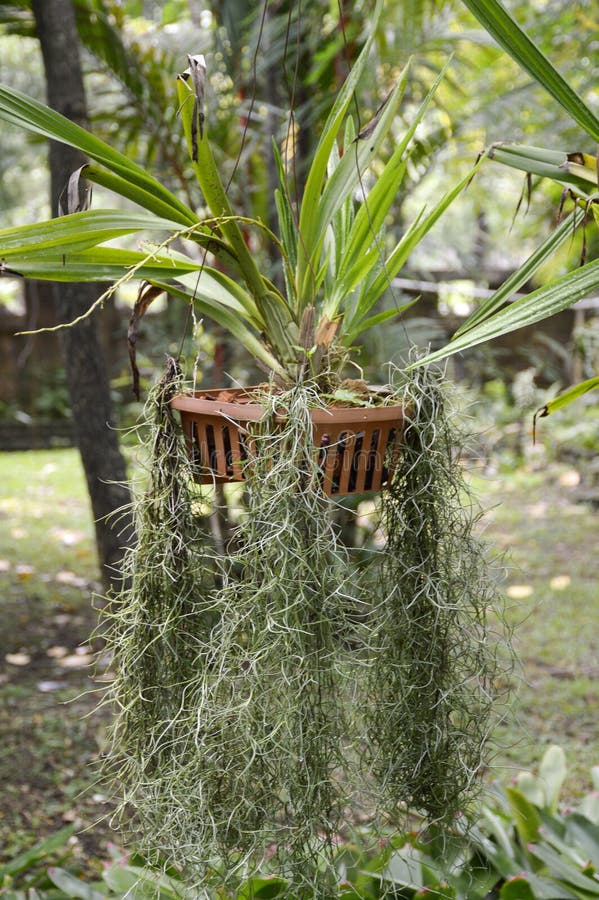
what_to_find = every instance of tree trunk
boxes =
[31,0,134,592]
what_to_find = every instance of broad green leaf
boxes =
[515,772,546,810]
[505,787,542,846]
[47,867,107,900]
[499,878,536,900]
[454,211,579,337]
[0,827,74,879]
[480,807,518,860]
[411,258,599,368]
[538,816,592,871]
[500,873,580,899]
[0,83,196,224]
[528,844,599,894]
[460,0,599,142]
[535,377,599,420]
[236,875,289,898]
[580,791,599,827]
[565,814,599,870]
[102,864,183,899]
[466,825,523,880]
[0,210,184,257]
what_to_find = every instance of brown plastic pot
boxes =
[171,387,405,496]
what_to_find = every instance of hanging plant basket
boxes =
[171,387,406,496]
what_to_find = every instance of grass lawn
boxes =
[474,464,599,793]
[0,446,597,868]
[0,449,116,868]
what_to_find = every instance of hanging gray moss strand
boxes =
[102,366,507,895]
[365,368,505,825]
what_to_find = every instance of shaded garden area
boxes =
[1,0,599,895]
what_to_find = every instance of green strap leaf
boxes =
[342,300,417,346]
[150,280,288,379]
[177,64,298,368]
[536,377,599,421]
[301,60,410,306]
[454,210,579,337]
[489,144,598,197]
[295,0,383,306]
[410,257,599,368]
[460,0,599,142]
[325,61,451,320]
[0,82,197,224]
[1,246,203,281]
[83,164,200,225]
[527,843,599,894]
[351,156,485,326]
[0,210,184,257]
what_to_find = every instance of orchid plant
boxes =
[0,0,597,404]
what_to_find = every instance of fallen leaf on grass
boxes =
[5,652,31,666]
[55,570,88,589]
[46,646,68,659]
[559,469,581,487]
[37,680,65,692]
[506,584,534,599]
[57,653,93,669]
